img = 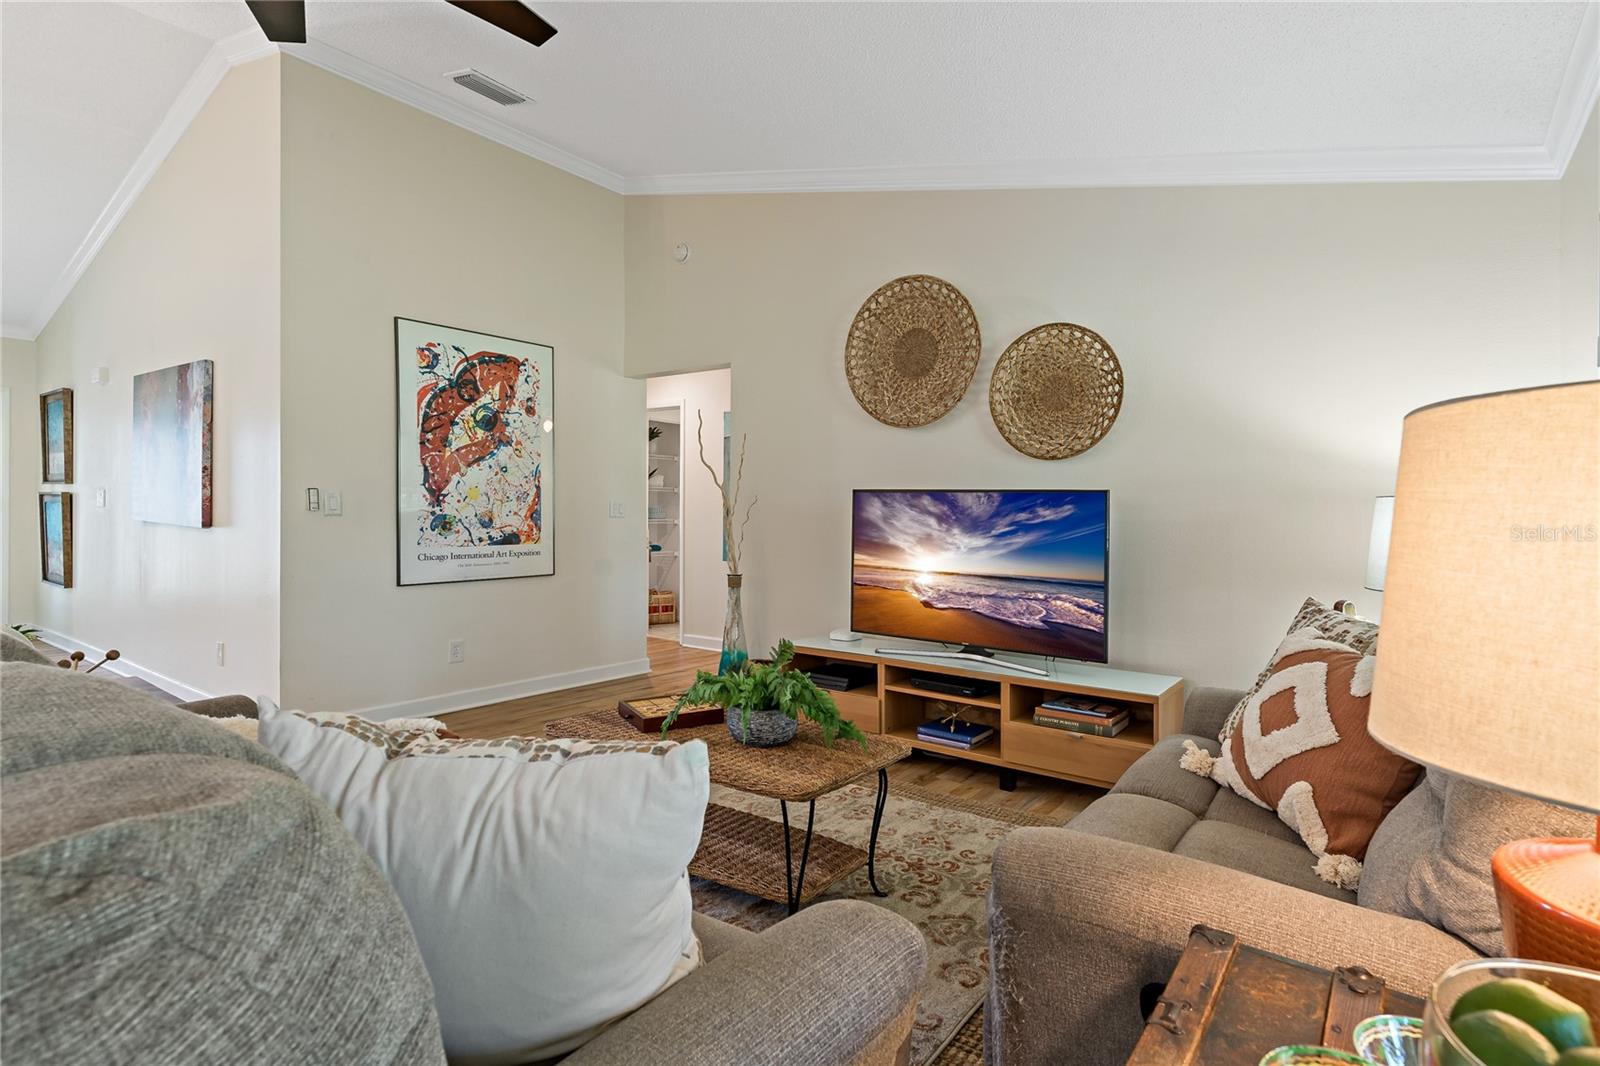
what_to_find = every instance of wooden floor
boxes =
[443,639,716,737]
[445,637,1102,820]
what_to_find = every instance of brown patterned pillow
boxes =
[1217,597,1379,742]
[1181,627,1421,889]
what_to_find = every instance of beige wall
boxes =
[8,54,1592,705]
[2,337,39,626]
[26,57,281,699]
[625,180,1581,687]
[279,58,642,717]
[1560,104,1599,382]
[645,368,732,647]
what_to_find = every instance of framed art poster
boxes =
[39,492,72,587]
[40,387,72,483]
[131,360,214,528]
[396,317,554,586]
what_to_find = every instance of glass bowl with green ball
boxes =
[1424,959,1600,1066]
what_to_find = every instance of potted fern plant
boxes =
[663,639,868,749]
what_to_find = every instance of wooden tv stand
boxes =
[790,636,1184,791]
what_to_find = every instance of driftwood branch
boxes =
[696,409,755,575]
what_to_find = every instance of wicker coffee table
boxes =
[548,708,911,913]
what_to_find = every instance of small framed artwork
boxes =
[40,387,73,483]
[132,360,214,528]
[39,492,72,588]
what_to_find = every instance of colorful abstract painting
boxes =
[131,360,213,528]
[395,318,554,586]
[40,388,72,483]
[39,492,71,587]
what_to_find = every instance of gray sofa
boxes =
[985,685,1592,1066]
[0,633,925,1066]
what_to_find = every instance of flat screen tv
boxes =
[851,489,1109,664]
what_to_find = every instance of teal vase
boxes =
[719,574,748,675]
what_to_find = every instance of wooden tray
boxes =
[617,693,723,733]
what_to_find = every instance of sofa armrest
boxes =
[567,900,926,1066]
[1181,686,1246,739]
[178,694,258,719]
[986,828,1477,1066]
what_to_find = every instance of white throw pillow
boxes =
[257,700,710,1065]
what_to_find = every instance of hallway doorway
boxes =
[644,369,731,651]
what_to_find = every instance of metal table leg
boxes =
[867,767,889,897]
[779,798,816,915]
[780,769,889,912]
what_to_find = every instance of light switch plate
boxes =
[609,500,624,518]
[325,492,343,516]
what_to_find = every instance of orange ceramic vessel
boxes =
[1492,819,1600,970]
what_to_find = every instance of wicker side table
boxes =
[548,709,911,913]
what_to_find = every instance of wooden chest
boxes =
[1127,926,1426,1065]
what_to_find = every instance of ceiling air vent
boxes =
[445,69,528,106]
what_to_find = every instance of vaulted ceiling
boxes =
[4,1,1596,337]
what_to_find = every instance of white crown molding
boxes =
[20,30,276,341]
[17,10,1598,335]
[283,40,626,194]
[623,143,1563,197]
[33,626,213,703]
[1547,0,1600,174]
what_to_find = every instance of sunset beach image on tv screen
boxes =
[851,490,1108,662]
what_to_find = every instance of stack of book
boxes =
[1033,697,1132,737]
[916,717,995,750]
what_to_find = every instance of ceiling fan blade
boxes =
[244,0,306,44]
[445,1,557,48]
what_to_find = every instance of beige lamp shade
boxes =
[1368,381,1599,814]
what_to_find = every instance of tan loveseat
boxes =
[984,685,1591,1066]
[0,630,926,1066]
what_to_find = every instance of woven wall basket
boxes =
[844,274,981,427]
[989,323,1124,459]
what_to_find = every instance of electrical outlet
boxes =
[325,491,343,516]
[448,639,465,665]
[215,642,225,667]
[609,500,624,518]
[95,488,107,508]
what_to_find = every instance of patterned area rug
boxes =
[692,779,1076,1066]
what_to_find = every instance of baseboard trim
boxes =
[680,633,722,652]
[32,627,213,704]
[372,657,653,722]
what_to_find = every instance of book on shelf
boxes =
[917,732,992,751]
[915,718,995,748]
[1035,709,1131,729]
[1031,711,1131,738]
[1038,697,1126,718]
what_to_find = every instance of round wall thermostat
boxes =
[672,242,691,263]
